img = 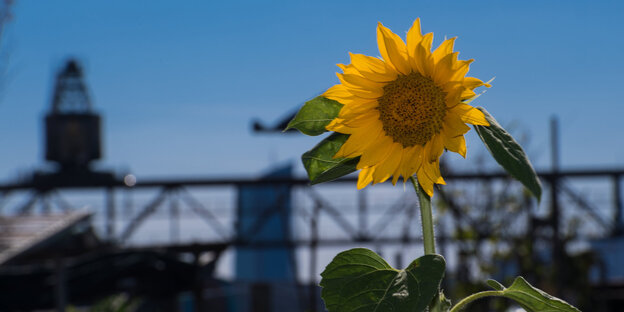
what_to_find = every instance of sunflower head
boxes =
[323,19,491,196]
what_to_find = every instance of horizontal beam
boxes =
[1,168,623,191]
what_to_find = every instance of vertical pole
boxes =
[170,190,179,243]
[106,187,115,241]
[42,191,51,214]
[55,256,67,312]
[525,193,537,282]
[309,204,320,312]
[438,216,446,261]
[358,188,367,239]
[613,175,623,236]
[395,251,403,269]
[550,117,563,294]
[551,117,560,172]
[124,188,134,219]
[193,251,203,312]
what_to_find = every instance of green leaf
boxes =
[486,279,505,291]
[301,132,359,184]
[499,277,581,312]
[320,248,446,312]
[473,107,542,201]
[285,96,343,136]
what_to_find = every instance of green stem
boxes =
[449,291,503,312]
[410,177,435,255]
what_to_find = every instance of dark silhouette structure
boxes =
[45,60,101,169]
[34,59,114,189]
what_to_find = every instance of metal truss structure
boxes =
[0,168,622,306]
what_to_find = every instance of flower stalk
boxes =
[410,176,436,255]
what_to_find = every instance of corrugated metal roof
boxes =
[0,210,92,265]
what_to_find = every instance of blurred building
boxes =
[234,164,300,311]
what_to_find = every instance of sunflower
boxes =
[324,19,490,196]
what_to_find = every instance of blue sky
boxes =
[0,0,623,181]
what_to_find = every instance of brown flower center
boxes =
[377,72,447,147]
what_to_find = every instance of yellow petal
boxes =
[339,63,376,81]
[441,128,467,158]
[405,144,424,175]
[349,53,398,82]
[420,32,433,51]
[419,33,435,76]
[463,77,490,90]
[323,84,350,99]
[372,143,402,184]
[428,134,445,162]
[358,135,394,168]
[325,118,355,134]
[443,84,464,107]
[357,166,375,189]
[334,123,383,158]
[328,111,378,133]
[323,84,367,105]
[338,99,378,119]
[350,53,386,72]
[340,110,380,127]
[391,149,405,185]
[406,18,423,59]
[399,145,419,180]
[422,139,433,163]
[343,86,384,100]
[433,52,458,85]
[443,112,471,135]
[460,88,477,100]
[422,160,445,185]
[339,74,385,93]
[432,37,456,63]
[449,59,473,82]
[450,103,489,126]
[327,73,384,101]
[409,43,431,76]
[416,168,434,197]
[377,22,411,75]
[322,88,363,106]
[337,63,351,73]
